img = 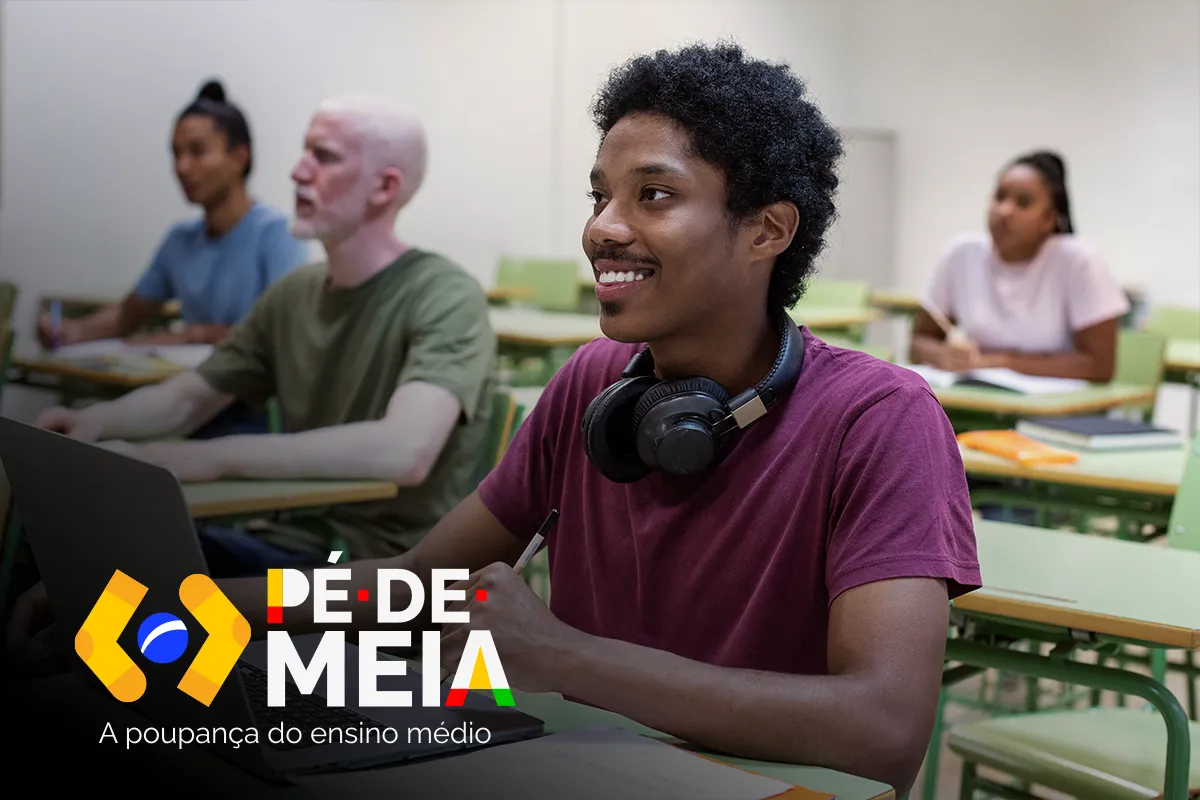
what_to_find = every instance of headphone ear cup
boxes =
[582,375,659,483]
[632,377,730,475]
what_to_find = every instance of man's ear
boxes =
[749,201,800,261]
[372,167,404,208]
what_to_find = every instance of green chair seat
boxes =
[947,708,1200,800]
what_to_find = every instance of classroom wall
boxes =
[0,0,852,341]
[845,0,1200,307]
[1,0,1197,346]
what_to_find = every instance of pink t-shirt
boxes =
[478,330,981,677]
[924,232,1130,353]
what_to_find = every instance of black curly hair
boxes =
[590,41,843,315]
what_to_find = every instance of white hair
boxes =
[316,93,428,206]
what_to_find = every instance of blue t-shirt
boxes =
[132,202,310,325]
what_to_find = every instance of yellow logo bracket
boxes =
[76,571,249,707]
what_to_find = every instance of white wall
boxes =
[845,0,1200,309]
[1,0,1196,345]
[0,0,853,342]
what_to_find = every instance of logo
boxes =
[266,553,512,708]
[76,570,249,706]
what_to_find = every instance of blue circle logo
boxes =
[136,612,189,664]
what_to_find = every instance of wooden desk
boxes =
[959,443,1184,498]
[958,442,1185,533]
[1166,340,1200,374]
[938,521,1200,800]
[11,349,182,388]
[869,289,922,315]
[933,382,1156,417]
[13,669,893,799]
[184,480,398,520]
[488,307,603,347]
[788,305,884,329]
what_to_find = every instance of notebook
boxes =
[296,727,829,800]
[1016,415,1182,451]
[906,364,1090,395]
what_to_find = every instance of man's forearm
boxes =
[80,373,229,441]
[210,421,434,483]
[553,635,926,794]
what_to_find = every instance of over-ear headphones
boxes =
[581,315,805,483]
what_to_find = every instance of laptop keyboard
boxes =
[238,662,380,751]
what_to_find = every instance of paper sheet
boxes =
[48,339,213,369]
[295,726,795,800]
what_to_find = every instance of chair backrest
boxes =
[495,258,580,312]
[792,279,871,308]
[1146,304,1200,341]
[474,388,520,486]
[1112,329,1166,421]
[1113,328,1167,389]
[0,282,17,328]
[1167,437,1200,553]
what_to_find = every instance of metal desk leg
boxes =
[945,638,1192,800]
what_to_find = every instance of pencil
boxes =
[922,302,967,343]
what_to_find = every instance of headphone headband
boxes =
[583,314,805,482]
[619,315,803,432]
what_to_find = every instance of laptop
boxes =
[0,417,544,783]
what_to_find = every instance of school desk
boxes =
[959,441,1186,536]
[184,479,398,520]
[10,348,182,390]
[868,289,922,316]
[928,521,1200,800]
[930,381,1157,432]
[12,668,894,799]
[1165,339,1200,437]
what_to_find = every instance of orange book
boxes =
[957,430,1080,467]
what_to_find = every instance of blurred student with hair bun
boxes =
[911,150,1129,382]
[37,79,308,352]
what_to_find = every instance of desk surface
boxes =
[489,307,604,346]
[12,349,182,387]
[958,441,1186,496]
[183,479,398,519]
[511,690,894,799]
[932,381,1156,416]
[1166,339,1200,373]
[868,289,921,313]
[787,305,884,328]
[955,521,1200,648]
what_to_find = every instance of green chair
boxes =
[0,282,17,327]
[472,387,520,489]
[789,279,873,343]
[1112,329,1168,422]
[495,258,580,312]
[947,436,1200,800]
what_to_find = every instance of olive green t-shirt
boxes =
[195,248,497,558]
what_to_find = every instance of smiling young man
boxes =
[10,45,977,796]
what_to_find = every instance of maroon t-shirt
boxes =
[478,329,981,676]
